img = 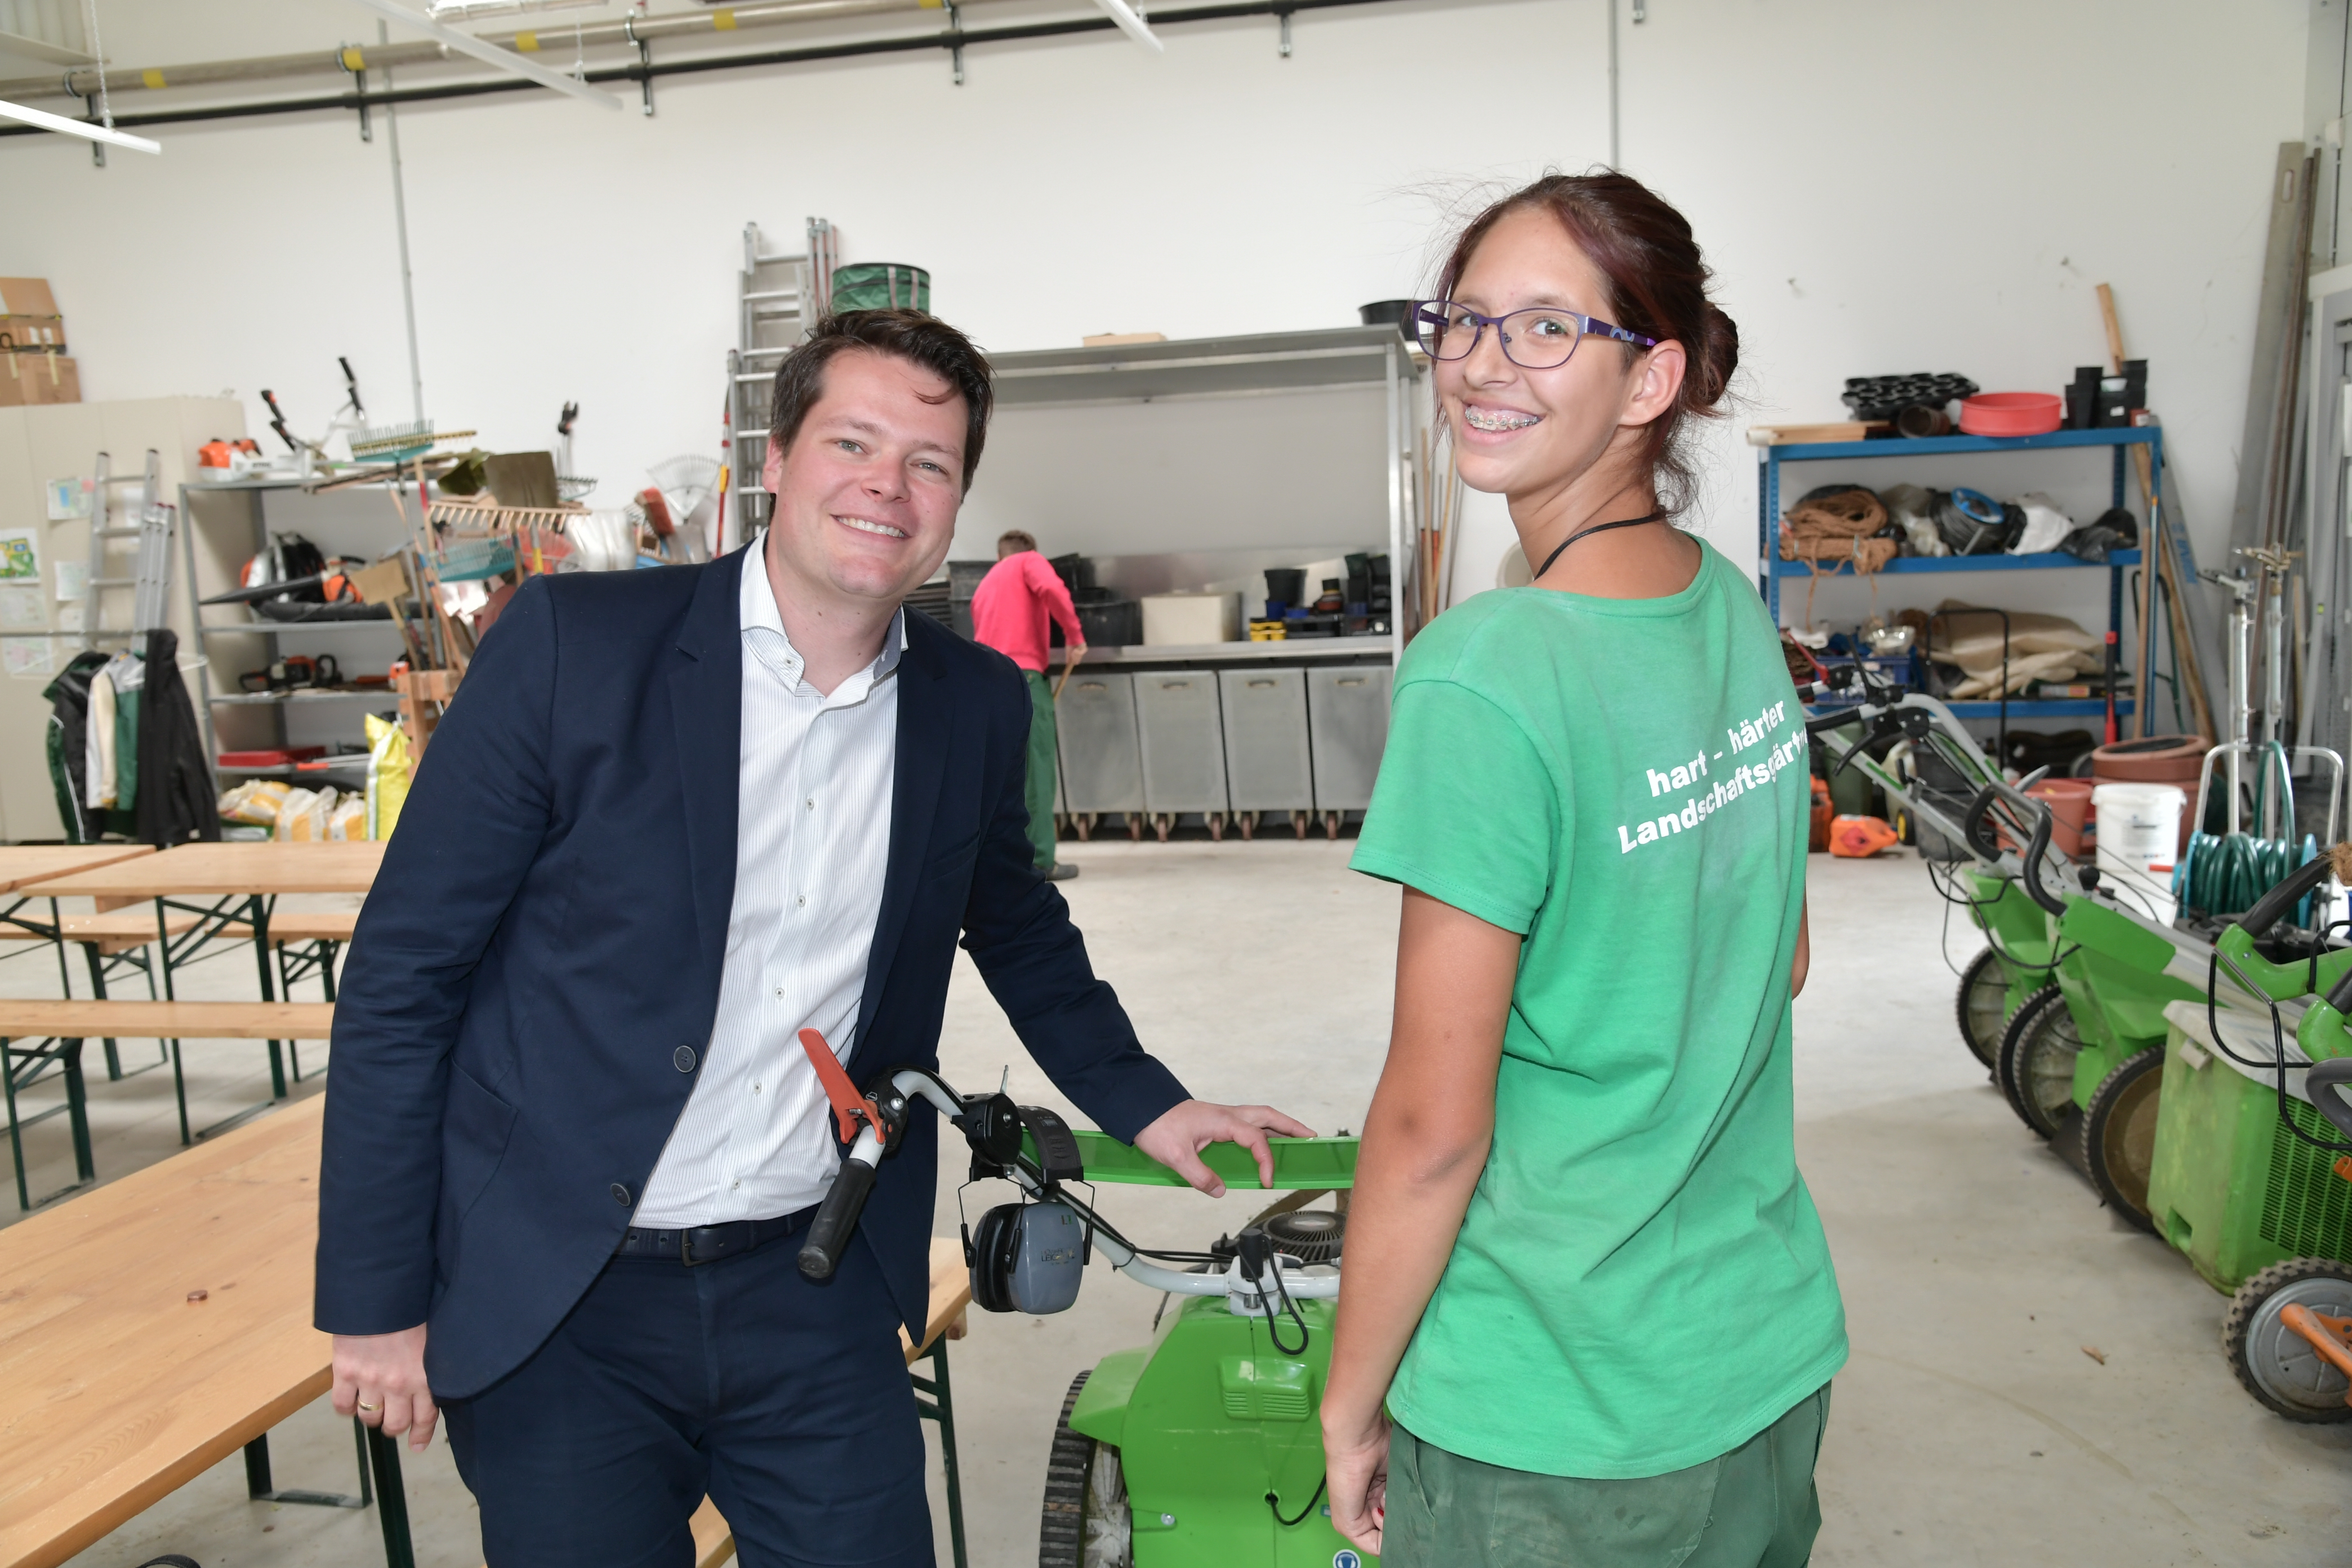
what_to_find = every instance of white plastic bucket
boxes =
[2092,782,2185,924]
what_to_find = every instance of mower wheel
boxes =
[1954,947,2011,1070]
[1996,985,2083,1141]
[1040,1370,1134,1568]
[2224,1258,2352,1422]
[2083,1048,2163,1232]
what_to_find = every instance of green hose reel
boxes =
[2177,831,2320,925]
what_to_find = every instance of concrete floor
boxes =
[8,845,2347,1567]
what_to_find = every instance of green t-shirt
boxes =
[1350,540,1846,1479]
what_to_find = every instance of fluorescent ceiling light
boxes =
[1089,0,1164,52]
[0,97,160,153]
[339,0,625,110]
[426,0,604,17]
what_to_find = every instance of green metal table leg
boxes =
[61,1037,92,1184]
[250,896,287,1101]
[912,1337,969,1568]
[244,1424,372,1508]
[170,1036,189,1147]
[6,1039,28,1213]
[82,942,122,1081]
[5,1036,96,1209]
[363,1425,417,1568]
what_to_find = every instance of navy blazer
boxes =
[314,546,1188,1399]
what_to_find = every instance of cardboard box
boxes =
[1141,590,1241,645]
[0,318,65,354]
[0,279,59,315]
[0,354,81,407]
[0,278,65,357]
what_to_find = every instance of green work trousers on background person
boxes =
[1022,670,1059,871]
[1381,1384,1830,1568]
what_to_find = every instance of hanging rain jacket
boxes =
[135,628,221,849]
[43,652,111,843]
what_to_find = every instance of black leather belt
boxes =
[615,1205,818,1267]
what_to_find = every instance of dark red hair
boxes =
[1436,170,1738,514]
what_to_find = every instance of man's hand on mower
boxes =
[331,1324,438,1451]
[1134,1099,1316,1196]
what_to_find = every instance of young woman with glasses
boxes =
[1321,171,1846,1567]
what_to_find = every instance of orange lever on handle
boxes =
[798,1028,872,1147]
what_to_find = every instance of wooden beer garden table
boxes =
[0,1089,978,1568]
[21,842,386,1132]
[0,1094,421,1568]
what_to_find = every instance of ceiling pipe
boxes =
[341,0,626,109]
[0,0,965,102]
[0,0,1369,136]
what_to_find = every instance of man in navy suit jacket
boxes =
[315,309,1308,1567]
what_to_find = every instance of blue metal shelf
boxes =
[1761,426,2160,463]
[1761,424,2163,746]
[1770,549,2139,578]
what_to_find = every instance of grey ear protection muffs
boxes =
[968,1200,1088,1315]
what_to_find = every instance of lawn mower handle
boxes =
[2233,853,2337,940]
[2308,1058,2352,1141]
[798,1063,1347,1304]
[796,1068,977,1282]
[1962,783,2066,917]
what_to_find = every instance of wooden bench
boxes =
[506,1238,977,1568]
[0,911,355,1116]
[0,1093,426,1568]
[0,912,215,956]
[2,1000,334,1209]
[0,911,358,952]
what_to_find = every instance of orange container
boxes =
[1958,391,2063,437]
[2025,777,2095,860]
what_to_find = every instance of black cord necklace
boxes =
[1533,509,1667,580]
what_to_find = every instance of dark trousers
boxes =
[443,1230,933,1568]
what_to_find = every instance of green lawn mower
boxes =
[791,1061,1366,1568]
[1798,674,2070,1069]
[2130,871,2352,1420]
[1983,807,2352,1232]
[1801,675,2345,1236]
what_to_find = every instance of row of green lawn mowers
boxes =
[1805,675,2352,1422]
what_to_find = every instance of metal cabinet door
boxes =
[1306,665,1392,811]
[1135,671,1231,814]
[1056,671,1144,814]
[1218,667,1312,811]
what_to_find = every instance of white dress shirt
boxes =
[633,552,903,1227]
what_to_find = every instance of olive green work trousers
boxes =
[1022,670,1059,872]
[1380,1383,1830,1568]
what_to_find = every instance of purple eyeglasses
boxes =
[1407,300,1658,371]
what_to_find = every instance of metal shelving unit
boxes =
[989,324,1425,661]
[978,325,1425,839]
[179,474,419,790]
[1759,425,2164,726]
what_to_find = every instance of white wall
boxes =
[0,0,2311,631]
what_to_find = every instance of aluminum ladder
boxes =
[727,217,835,549]
[83,450,173,651]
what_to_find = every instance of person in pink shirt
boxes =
[969,529,1086,879]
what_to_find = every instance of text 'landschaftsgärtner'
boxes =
[1616,699,1802,854]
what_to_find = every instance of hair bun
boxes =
[1694,303,1739,409]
